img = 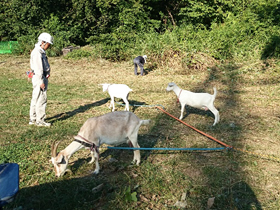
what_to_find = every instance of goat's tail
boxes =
[212,87,217,100]
[141,119,151,126]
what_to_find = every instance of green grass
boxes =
[1,54,280,209]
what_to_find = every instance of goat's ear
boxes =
[168,83,174,87]
[52,153,64,164]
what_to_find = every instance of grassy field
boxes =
[0,53,280,210]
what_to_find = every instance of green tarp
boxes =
[0,41,18,54]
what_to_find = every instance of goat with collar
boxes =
[51,111,150,177]
[166,82,220,126]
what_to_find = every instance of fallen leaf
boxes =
[139,194,149,202]
[207,197,215,210]
[92,183,104,193]
[181,192,187,201]
[174,201,187,209]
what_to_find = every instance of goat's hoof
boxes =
[92,170,99,175]
[131,160,140,166]
[131,160,137,165]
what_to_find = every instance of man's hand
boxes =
[40,83,45,90]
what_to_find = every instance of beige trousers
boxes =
[29,77,48,123]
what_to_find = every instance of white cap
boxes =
[38,32,53,44]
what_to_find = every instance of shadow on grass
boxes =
[7,175,115,210]
[197,63,263,209]
[113,99,148,112]
[261,35,280,60]
[6,133,157,210]
[143,62,157,75]
[181,105,218,123]
[219,181,263,209]
[160,62,263,208]
[45,98,110,123]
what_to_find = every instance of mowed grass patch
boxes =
[0,54,280,209]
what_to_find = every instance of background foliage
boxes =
[1,0,280,60]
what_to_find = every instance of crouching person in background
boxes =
[29,32,53,127]
[133,55,147,76]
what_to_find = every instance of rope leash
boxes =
[232,147,280,162]
[155,106,232,148]
[155,106,280,163]
[106,147,227,151]
[101,146,280,162]
[105,102,280,162]
[115,101,165,109]
[100,102,227,152]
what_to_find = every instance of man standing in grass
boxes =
[29,32,53,127]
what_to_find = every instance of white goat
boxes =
[51,111,150,177]
[101,84,132,111]
[166,82,220,126]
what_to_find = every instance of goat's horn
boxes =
[65,169,73,174]
[51,141,61,157]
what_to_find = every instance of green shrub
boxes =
[64,48,92,60]
[5,0,280,62]
[11,15,72,56]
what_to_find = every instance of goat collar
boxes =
[74,139,93,148]
[74,135,96,151]
[177,89,182,103]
